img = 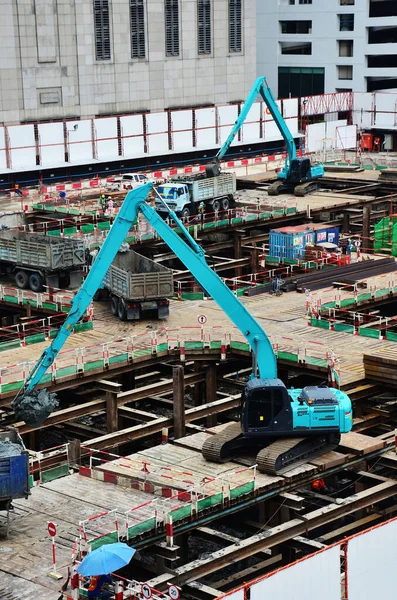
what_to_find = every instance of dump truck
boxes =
[156,172,236,217]
[102,249,173,321]
[0,428,30,537]
[0,231,85,291]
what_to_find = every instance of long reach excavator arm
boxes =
[12,182,276,427]
[14,182,351,476]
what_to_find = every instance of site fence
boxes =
[0,284,80,312]
[78,448,257,551]
[0,326,338,395]
[29,442,72,487]
[308,277,397,341]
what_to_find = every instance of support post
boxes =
[250,245,259,275]
[121,369,135,392]
[173,365,185,439]
[106,390,118,434]
[206,363,217,428]
[233,231,244,278]
[193,361,204,407]
[363,204,371,252]
[342,211,350,234]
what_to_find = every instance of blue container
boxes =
[314,226,339,246]
[269,227,314,260]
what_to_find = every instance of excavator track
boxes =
[202,422,243,463]
[256,433,341,475]
[294,181,320,197]
[267,181,288,196]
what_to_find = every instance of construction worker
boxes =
[86,574,113,599]
[106,196,114,216]
[99,193,107,214]
[198,201,205,219]
[14,183,22,197]
[311,479,325,493]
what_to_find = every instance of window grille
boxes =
[229,0,242,53]
[131,0,145,58]
[165,0,179,56]
[198,0,211,55]
[94,0,111,60]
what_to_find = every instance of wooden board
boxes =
[310,451,347,470]
[339,431,387,455]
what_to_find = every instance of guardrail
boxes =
[29,442,72,487]
[0,326,338,396]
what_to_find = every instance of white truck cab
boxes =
[156,183,190,215]
[106,173,148,192]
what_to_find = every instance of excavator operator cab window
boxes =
[247,387,285,428]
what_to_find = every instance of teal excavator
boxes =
[12,183,352,474]
[206,76,325,197]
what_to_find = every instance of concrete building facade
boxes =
[0,0,256,125]
[257,0,397,98]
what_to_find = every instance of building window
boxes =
[368,26,397,44]
[280,42,312,54]
[165,0,179,56]
[130,0,145,58]
[198,0,211,54]
[280,20,312,34]
[338,40,353,56]
[94,0,111,60]
[339,14,354,31]
[299,0,312,4]
[338,65,353,80]
[229,0,242,53]
[340,0,354,5]
[278,67,324,98]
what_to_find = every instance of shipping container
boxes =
[269,225,315,260]
[312,225,339,246]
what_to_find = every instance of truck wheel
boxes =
[221,197,230,211]
[29,273,43,292]
[117,297,127,321]
[15,270,29,289]
[212,199,221,212]
[110,296,118,315]
[181,207,191,218]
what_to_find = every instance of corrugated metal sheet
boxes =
[269,229,314,259]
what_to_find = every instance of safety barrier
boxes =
[0,326,338,396]
[78,450,257,551]
[0,284,80,312]
[308,278,397,341]
[0,311,93,353]
[29,442,71,487]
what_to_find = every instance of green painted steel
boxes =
[4,295,19,304]
[376,288,389,298]
[89,532,119,550]
[109,353,129,365]
[340,298,356,308]
[181,292,204,300]
[357,293,372,303]
[170,504,192,522]
[305,356,327,367]
[278,351,298,363]
[334,323,355,333]
[64,226,78,235]
[127,517,156,539]
[97,221,111,231]
[184,342,204,350]
[47,229,61,236]
[41,463,69,483]
[386,331,397,342]
[321,301,336,309]
[74,321,94,333]
[197,493,223,511]
[286,207,297,215]
[23,299,38,308]
[42,302,57,310]
[25,333,46,345]
[55,366,77,378]
[210,341,221,349]
[265,255,280,264]
[231,341,250,351]
[359,327,380,339]
[157,343,168,352]
[230,480,255,498]
[2,381,23,393]
[232,218,243,225]
[311,318,330,330]
[81,224,95,234]
[0,340,21,352]
[84,360,104,371]
[283,258,299,265]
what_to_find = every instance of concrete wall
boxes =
[0,0,256,124]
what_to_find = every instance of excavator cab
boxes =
[241,378,293,436]
[288,158,312,183]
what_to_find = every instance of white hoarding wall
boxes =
[336,125,357,150]
[250,546,341,600]
[2,90,396,174]
[348,519,397,600]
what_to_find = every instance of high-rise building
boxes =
[0,0,256,125]
[257,0,397,98]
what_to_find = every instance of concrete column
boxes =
[205,363,217,428]
[173,365,185,439]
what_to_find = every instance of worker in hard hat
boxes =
[99,193,107,214]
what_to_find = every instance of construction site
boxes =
[3,76,397,600]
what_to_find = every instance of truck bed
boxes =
[0,231,85,270]
[103,250,173,300]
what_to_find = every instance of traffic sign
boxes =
[141,584,152,599]
[47,522,57,537]
[198,314,207,324]
[168,584,180,600]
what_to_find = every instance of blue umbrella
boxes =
[77,542,136,576]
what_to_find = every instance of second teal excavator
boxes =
[206,77,325,197]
